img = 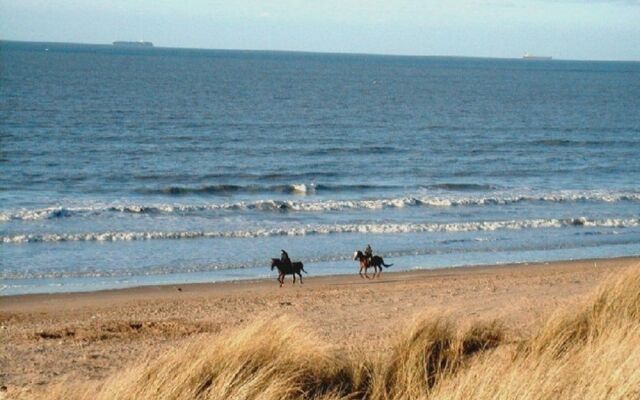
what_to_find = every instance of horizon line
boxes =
[2,38,639,63]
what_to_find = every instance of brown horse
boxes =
[353,250,393,279]
[271,258,307,287]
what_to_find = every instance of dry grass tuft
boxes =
[430,266,640,400]
[370,317,504,400]
[526,265,640,357]
[44,316,360,400]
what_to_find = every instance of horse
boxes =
[271,258,307,287]
[353,250,393,279]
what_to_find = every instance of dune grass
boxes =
[45,316,362,400]
[35,265,640,400]
[429,267,640,400]
[368,317,504,400]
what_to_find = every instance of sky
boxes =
[1,0,639,60]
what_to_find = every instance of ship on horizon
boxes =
[522,52,552,60]
[112,41,154,48]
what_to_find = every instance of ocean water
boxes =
[1,41,639,295]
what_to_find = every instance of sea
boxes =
[1,41,639,295]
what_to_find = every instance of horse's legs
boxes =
[359,265,365,279]
[279,273,284,287]
[298,272,303,284]
[292,273,296,284]
[364,266,370,279]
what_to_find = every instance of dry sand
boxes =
[1,256,638,395]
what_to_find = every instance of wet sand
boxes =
[1,256,638,396]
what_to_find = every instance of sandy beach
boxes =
[1,256,638,397]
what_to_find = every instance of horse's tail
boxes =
[382,259,393,268]
[292,262,307,274]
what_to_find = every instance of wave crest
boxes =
[1,191,639,222]
[2,217,637,244]
[138,183,388,196]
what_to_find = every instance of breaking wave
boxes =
[137,183,398,196]
[2,190,639,222]
[2,217,638,244]
[426,183,498,191]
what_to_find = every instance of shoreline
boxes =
[2,255,638,307]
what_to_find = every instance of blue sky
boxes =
[1,0,638,60]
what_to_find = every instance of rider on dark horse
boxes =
[281,249,291,267]
[364,244,373,263]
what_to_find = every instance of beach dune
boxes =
[1,256,639,399]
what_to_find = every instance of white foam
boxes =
[290,183,316,194]
[2,217,638,244]
[1,190,638,221]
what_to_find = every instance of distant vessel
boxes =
[522,52,552,60]
[112,41,154,48]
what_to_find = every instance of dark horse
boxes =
[271,259,307,287]
[353,250,393,279]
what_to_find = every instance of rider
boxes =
[364,244,373,262]
[281,249,291,267]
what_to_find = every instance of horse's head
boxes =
[271,258,278,270]
[353,251,363,260]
